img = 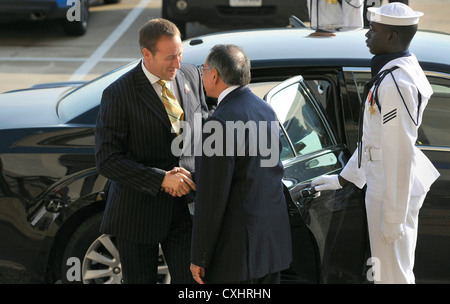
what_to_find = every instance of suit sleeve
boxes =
[379,78,417,224]
[191,118,235,268]
[95,87,165,196]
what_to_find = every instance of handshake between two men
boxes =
[161,167,196,197]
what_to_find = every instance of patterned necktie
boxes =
[157,79,184,135]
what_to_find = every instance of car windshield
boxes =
[56,60,139,123]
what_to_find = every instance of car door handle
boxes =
[299,187,321,199]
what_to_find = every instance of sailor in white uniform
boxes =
[311,3,440,283]
[307,0,364,32]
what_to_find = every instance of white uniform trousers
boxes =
[365,190,426,284]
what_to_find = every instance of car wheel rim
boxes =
[82,234,171,284]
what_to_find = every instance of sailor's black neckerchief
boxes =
[371,49,411,77]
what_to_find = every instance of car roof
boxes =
[182,27,450,73]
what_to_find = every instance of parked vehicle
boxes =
[0,23,449,283]
[0,0,120,36]
[162,0,309,37]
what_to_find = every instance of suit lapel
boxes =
[175,68,195,124]
[133,62,172,131]
[175,70,185,109]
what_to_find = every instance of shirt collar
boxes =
[218,85,240,105]
[371,49,411,77]
[141,60,161,85]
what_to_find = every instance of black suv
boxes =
[162,0,309,37]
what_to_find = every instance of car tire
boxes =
[60,212,171,284]
[62,0,89,36]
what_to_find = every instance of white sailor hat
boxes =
[367,3,424,26]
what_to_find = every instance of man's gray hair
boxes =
[207,44,251,86]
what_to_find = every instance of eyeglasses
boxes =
[199,64,213,73]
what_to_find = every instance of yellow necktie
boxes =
[157,79,184,135]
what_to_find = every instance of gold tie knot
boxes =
[157,79,167,87]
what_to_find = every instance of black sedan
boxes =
[0,23,449,284]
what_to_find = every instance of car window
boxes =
[248,81,295,161]
[304,79,332,110]
[351,70,450,148]
[418,76,450,147]
[266,79,333,162]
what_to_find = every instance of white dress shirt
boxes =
[217,85,240,106]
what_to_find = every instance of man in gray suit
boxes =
[95,18,208,283]
[190,44,292,284]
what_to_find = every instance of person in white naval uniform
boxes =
[307,0,364,33]
[311,3,440,284]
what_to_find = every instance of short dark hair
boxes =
[138,18,181,54]
[206,44,251,86]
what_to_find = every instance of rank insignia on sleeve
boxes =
[383,108,397,124]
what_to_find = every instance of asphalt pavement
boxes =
[0,0,448,93]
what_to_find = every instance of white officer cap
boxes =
[367,3,424,26]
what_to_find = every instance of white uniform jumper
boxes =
[340,54,440,283]
[307,0,364,31]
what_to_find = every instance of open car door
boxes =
[264,75,368,283]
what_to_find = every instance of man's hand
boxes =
[381,222,405,244]
[190,263,205,284]
[311,174,343,191]
[161,168,196,197]
[170,167,194,181]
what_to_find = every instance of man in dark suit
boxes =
[190,44,292,284]
[95,18,208,284]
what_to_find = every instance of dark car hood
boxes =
[0,86,71,130]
